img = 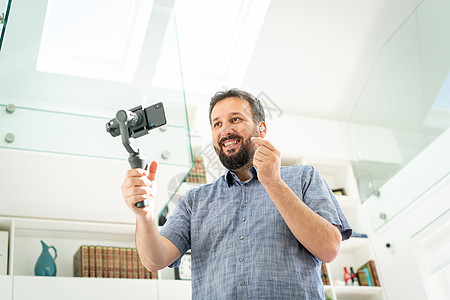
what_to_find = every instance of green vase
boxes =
[34,240,57,276]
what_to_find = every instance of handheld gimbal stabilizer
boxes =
[106,102,167,207]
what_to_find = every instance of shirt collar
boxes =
[225,166,258,187]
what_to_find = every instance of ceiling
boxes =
[0,0,423,123]
[178,0,422,122]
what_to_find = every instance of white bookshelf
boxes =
[0,216,191,300]
[298,156,385,300]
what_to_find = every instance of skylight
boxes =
[36,0,154,82]
[152,0,271,95]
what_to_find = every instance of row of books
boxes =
[73,245,157,279]
[320,260,381,286]
[184,156,207,184]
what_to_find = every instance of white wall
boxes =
[363,128,450,300]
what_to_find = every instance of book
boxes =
[73,245,89,277]
[320,263,330,285]
[126,248,133,278]
[95,246,103,278]
[102,247,108,277]
[0,231,9,275]
[132,248,139,279]
[363,268,372,286]
[357,269,369,286]
[138,254,147,279]
[113,247,120,278]
[107,247,114,278]
[119,248,127,278]
[368,260,381,286]
[88,246,96,277]
[358,260,381,286]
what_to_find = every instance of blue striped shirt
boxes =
[160,165,352,299]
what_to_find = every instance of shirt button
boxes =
[239,236,245,240]
[241,217,246,222]
[239,257,244,262]
[243,200,248,204]
[240,281,245,286]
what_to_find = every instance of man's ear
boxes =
[258,121,267,138]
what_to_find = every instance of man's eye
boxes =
[213,122,221,128]
[232,117,241,122]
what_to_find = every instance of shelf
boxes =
[12,218,137,277]
[13,276,158,300]
[341,237,370,252]
[334,286,383,299]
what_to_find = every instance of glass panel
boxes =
[0,104,190,167]
[0,0,12,51]
[0,0,192,217]
[348,0,450,229]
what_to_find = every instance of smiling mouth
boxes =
[222,138,241,148]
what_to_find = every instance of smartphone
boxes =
[144,102,167,131]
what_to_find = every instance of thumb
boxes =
[147,161,159,181]
[251,136,263,145]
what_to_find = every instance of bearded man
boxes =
[121,88,352,300]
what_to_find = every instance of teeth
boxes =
[223,139,240,147]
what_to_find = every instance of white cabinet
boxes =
[158,280,192,300]
[0,275,12,299]
[0,216,191,300]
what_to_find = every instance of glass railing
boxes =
[0,0,192,219]
[347,0,450,230]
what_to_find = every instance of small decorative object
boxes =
[344,267,351,285]
[350,267,359,286]
[34,240,57,276]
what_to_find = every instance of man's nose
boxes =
[221,122,235,137]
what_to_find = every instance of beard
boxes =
[214,130,258,171]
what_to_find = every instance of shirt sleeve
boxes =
[159,189,193,268]
[300,166,352,241]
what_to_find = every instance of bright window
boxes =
[36,0,154,82]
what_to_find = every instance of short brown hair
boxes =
[209,88,265,124]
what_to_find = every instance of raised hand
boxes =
[251,137,282,187]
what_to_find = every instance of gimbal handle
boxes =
[116,110,149,208]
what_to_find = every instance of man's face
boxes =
[210,97,260,171]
